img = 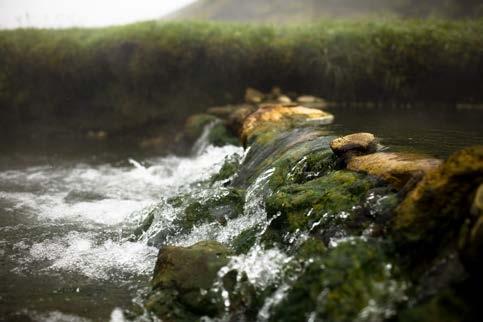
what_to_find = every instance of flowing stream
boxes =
[1,105,482,321]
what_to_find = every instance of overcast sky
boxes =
[0,0,197,29]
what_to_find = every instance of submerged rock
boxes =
[147,241,232,320]
[330,132,377,157]
[347,152,442,189]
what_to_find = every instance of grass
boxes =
[0,18,482,134]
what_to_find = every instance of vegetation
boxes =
[1,19,482,136]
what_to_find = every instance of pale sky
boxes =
[0,0,197,29]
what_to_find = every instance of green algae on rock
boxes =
[147,241,232,320]
[394,146,483,256]
[269,238,407,322]
[266,170,376,233]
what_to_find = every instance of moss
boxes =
[174,188,246,230]
[231,226,260,254]
[148,241,233,320]
[266,170,375,232]
[393,146,483,262]
[211,153,241,183]
[269,239,407,322]
[295,237,327,259]
[207,122,240,147]
[288,149,337,184]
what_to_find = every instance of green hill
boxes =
[167,0,483,22]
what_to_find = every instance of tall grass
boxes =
[0,19,482,133]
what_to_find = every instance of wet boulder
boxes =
[265,170,376,236]
[226,104,257,137]
[269,238,407,322]
[393,146,483,260]
[330,132,378,157]
[240,104,334,147]
[146,241,232,320]
[176,188,246,230]
[347,152,442,189]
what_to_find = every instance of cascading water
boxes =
[0,132,243,321]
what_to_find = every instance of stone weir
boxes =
[134,93,483,322]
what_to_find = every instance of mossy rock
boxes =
[147,241,232,320]
[269,238,406,322]
[232,127,333,188]
[207,121,240,147]
[210,153,241,184]
[393,146,483,263]
[231,226,260,254]
[174,188,246,231]
[266,170,376,233]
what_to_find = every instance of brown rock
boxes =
[347,152,442,189]
[245,87,264,104]
[297,95,318,104]
[226,104,256,136]
[240,104,334,145]
[277,95,292,104]
[330,133,377,157]
[393,146,483,254]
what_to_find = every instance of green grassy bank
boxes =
[0,19,482,136]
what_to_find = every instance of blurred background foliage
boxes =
[0,5,482,139]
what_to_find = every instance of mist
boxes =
[0,0,196,29]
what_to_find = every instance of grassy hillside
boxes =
[168,0,483,22]
[0,19,482,138]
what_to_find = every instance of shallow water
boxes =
[0,105,482,321]
[326,105,483,158]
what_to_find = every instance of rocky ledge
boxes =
[136,91,482,322]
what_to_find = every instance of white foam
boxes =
[2,144,241,280]
[24,231,157,280]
